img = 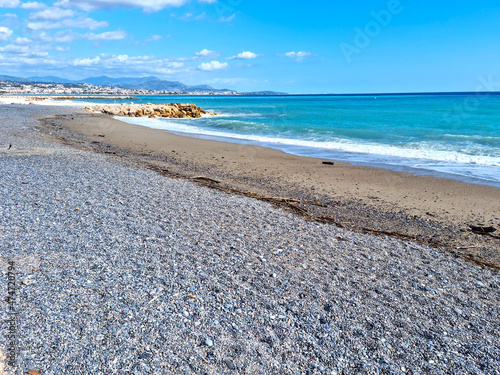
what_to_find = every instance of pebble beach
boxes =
[0,103,499,374]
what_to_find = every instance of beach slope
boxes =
[48,110,500,266]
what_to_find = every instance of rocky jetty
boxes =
[84,103,215,118]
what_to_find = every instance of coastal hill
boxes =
[31,75,232,93]
[0,74,34,82]
[1,74,287,95]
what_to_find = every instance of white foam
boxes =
[117,116,500,169]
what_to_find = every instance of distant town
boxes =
[0,81,240,96]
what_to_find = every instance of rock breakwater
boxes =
[85,103,215,118]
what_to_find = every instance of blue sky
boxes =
[0,0,499,93]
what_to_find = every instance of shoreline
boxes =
[133,124,500,189]
[5,94,499,188]
[40,109,500,267]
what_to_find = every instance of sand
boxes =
[40,110,500,267]
[0,96,89,107]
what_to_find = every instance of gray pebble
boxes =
[0,104,498,375]
[224,359,236,370]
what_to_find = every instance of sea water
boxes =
[81,94,500,188]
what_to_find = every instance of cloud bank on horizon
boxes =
[0,0,499,93]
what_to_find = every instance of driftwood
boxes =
[469,225,496,234]
[190,176,221,184]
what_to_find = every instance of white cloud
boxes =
[34,29,125,43]
[229,51,259,60]
[167,61,183,68]
[179,11,205,21]
[283,51,312,62]
[73,56,101,66]
[54,0,188,12]
[27,21,62,30]
[134,34,162,46]
[199,0,216,3]
[67,54,188,76]
[0,44,49,57]
[0,26,13,40]
[35,30,78,43]
[0,44,25,53]
[196,48,213,56]
[285,51,311,58]
[198,60,228,71]
[0,0,20,8]
[218,13,236,22]
[0,52,190,78]
[195,48,219,59]
[148,34,162,41]
[20,1,46,10]
[13,36,31,44]
[0,55,56,68]
[30,7,75,21]
[0,54,58,69]
[27,17,108,31]
[115,54,130,62]
[85,30,126,40]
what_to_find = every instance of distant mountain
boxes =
[118,79,192,92]
[77,76,161,86]
[28,76,73,83]
[51,75,229,93]
[0,75,32,82]
[190,84,216,90]
[1,74,286,95]
[116,80,229,93]
[86,77,237,93]
[1,74,228,92]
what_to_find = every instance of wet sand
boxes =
[40,110,500,267]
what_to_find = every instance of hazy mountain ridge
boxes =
[10,75,233,93]
[29,76,73,84]
[77,76,161,86]
[1,74,34,82]
[24,75,225,92]
[1,74,287,95]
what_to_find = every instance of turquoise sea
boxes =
[81,94,500,188]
